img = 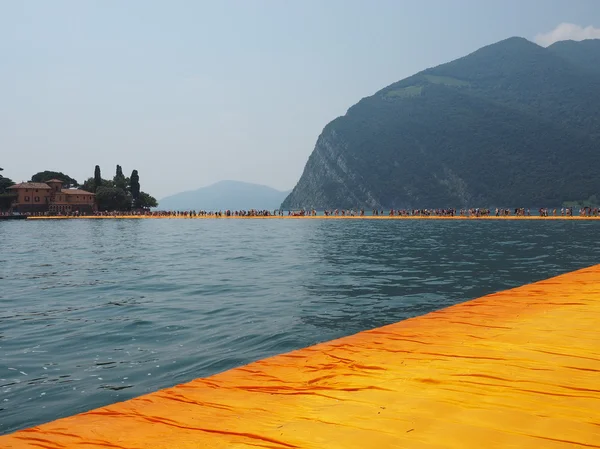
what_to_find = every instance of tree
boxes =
[0,167,15,192]
[31,171,79,188]
[114,165,127,190]
[137,191,158,209]
[95,186,132,211]
[94,165,102,192]
[82,177,95,193]
[83,176,113,192]
[0,176,15,192]
[84,165,156,211]
[0,192,14,210]
[130,170,140,207]
[0,167,16,210]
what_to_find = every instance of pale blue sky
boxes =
[2,0,599,198]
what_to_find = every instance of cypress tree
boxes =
[94,165,102,191]
[114,165,126,190]
[130,170,140,207]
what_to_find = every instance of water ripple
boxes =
[0,218,599,434]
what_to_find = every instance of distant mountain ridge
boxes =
[159,180,291,211]
[548,39,600,75]
[282,37,600,209]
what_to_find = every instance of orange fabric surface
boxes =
[3,266,600,448]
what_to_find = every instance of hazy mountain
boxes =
[548,39,600,74]
[282,37,600,209]
[159,180,291,211]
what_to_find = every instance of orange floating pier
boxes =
[24,214,600,220]
[3,266,600,448]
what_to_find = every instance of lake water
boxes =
[1,218,599,435]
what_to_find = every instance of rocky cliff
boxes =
[282,37,600,209]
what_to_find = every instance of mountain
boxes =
[282,37,600,209]
[548,39,600,75]
[158,181,291,211]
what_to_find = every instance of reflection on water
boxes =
[0,218,598,434]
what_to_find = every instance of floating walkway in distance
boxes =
[25,214,600,220]
[3,266,600,448]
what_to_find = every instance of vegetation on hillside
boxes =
[283,37,600,209]
[548,39,600,75]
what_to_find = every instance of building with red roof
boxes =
[8,179,96,214]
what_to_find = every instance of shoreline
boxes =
[24,215,600,220]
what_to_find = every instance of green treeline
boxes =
[82,165,157,211]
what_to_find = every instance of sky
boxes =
[1,0,599,199]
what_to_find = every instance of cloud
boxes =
[534,23,600,47]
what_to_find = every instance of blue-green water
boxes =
[1,218,598,435]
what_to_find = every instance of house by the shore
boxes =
[8,179,96,214]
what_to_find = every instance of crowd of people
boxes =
[3,206,600,218]
[148,209,281,217]
[318,207,596,217]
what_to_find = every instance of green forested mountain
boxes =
[282,37,600,209]
[548,39,600,74]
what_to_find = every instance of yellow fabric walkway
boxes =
[3,266,600,448]
[26,215,600,220]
